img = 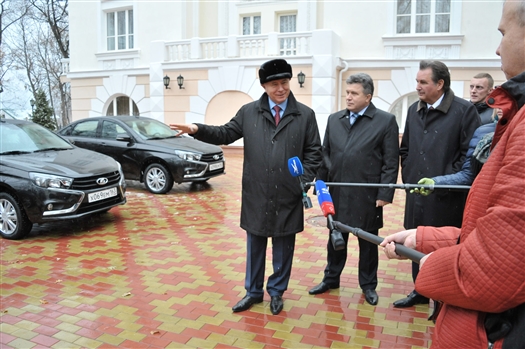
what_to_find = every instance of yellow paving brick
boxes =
[206,333,237,346]
[18,304,45,314]
[75,310,100,321]
[116,320,143,332]
[97,333,126,346]
[196,314,223,326]
[6,338,36,348]
[231,338,265,349]
[11,319,40,331]
[56,314,82,325]
[74,337,103,348]
[57,298,82,308]
[10,328,38,340]
[53,330,81,343]
[271,330,302,342]
[55,322,82,333]
[186,337,215,349]
[225,329,256,341]
[265,322,294,332]
[51,340,82,349]
[116,330,147,342]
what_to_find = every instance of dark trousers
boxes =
[411,261,425,297]
[322,229,379,291]
[245,232,296,298]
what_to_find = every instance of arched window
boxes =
[389,92,419,132]
[106,96,139,116]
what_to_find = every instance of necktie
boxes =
[350,113,358,126]
[273,105,281,126]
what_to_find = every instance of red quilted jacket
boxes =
[413,76,525,348]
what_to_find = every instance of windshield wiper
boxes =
[0,150,33,155]
[33,147,71,152]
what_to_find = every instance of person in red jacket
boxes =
[380,1,525,347]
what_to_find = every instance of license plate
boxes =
[209,162,224,171]
[88,187,117,203]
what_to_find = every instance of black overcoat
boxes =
[317,102,400,231]
[400,90,481,229]
[193,91,322,237]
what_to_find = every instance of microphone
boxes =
[314,180,426,263]
[315,180,346,251]
[288,157,313,209]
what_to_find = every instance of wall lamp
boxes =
[164,74,185,89]
[176,74,184,89]
[297,71,305,88]
[163,75,171,89]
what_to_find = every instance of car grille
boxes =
[70,171,122,190]
[200,152,224,163]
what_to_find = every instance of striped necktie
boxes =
[273,105,281,126]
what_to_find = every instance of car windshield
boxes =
[124,118,178,140]
[0,122,73,154]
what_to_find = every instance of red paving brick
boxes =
[0,149,433,348]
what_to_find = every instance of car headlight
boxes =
[175,150,201,161]
[29,172,73,189]
[117,161,124,177]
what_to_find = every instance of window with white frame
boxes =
[396,0,450,34]
[106,96,139,116]
[106,9,134,51]
[242,15,261,35]
[389,92,419,131]
[279,14,297,56]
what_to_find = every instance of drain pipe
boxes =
[337,60,349,112]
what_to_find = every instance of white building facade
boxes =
[65,0,506,143]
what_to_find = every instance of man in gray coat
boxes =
[395,60,481,308]
[171,59,322,315]
[308,73,399,305]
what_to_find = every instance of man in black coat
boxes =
[170,59,322,315]
[308,73,399,306]
[395,60,481,308]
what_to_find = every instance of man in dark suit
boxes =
[395,60,480,308]
[308,73,399,305]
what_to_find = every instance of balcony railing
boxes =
[165,31,312,62]
[61,32,313,74]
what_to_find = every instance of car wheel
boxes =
[0,193,33,240]
[144,163,174,194]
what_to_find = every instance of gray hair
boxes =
[517,1,525,27]
[346,73,374,96]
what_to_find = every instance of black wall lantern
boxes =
[163,75,171,89]
[177,74,184,89]
[297,71,305,88]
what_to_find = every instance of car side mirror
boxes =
[116,134,132,142]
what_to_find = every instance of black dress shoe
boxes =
[270,296,284,315]
[308,282,339,295]
[393,291,429,308]
[364,289,378,305]
[232,295,263,312]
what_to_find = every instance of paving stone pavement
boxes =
[1,150,434,348]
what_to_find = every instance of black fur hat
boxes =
[259,59,293,84]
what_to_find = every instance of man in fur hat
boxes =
[171,59,322,315]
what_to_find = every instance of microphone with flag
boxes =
[288,156,313,209]
[315,180,426,263]
[315,180,346,251]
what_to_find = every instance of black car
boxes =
[57,116,225,194]
[0,119,126,240]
